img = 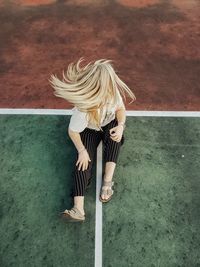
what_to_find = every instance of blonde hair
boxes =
[49,58,136,129]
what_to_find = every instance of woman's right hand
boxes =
[76,149,91,171]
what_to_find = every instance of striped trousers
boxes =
[71,118,125,197]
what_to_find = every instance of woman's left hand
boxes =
[109,125,124,143]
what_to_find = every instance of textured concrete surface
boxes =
[0,115,200,266]
[103,116,200,267]
[0,115,96,267]
[0,0,200,110]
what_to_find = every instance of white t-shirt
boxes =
[68,92,125,132]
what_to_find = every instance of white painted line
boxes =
[126,110,200,117]
[95,141,103,267]
[0,108,200,117]
[0,108,73,115]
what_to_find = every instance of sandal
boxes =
[60,206,85,222]
[99,180,114,203]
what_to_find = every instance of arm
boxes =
[115,107,126,130]
[68,128,85,153]
[68,128,91,171]
[110,107,126,142]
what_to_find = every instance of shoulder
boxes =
[72,106,88,116]
[115,90,125,110]
[68,106,88,133]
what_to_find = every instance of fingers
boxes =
[111,132,117,136]
[78,162,83,171]
[80,162,85,171]
[109,127,117,136]
[110,127,122,142]
[110,135,121,142]
[76,150,91,171]
[76,159,90,171]
[78,162,85,171]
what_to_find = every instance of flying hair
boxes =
[49,58,136,129]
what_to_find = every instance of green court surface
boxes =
[0,114,200,267]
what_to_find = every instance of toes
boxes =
[101,192,107,200]
[101,193,106,200]
[63,209,70,214]
[100,185,113,200]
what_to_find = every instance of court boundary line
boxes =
[0,108,200,117]
[95,142,103,267]
[1,108,200,267]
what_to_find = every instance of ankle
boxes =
[74,205,85,215]
[103,175,113,182]
[74,196,85,214]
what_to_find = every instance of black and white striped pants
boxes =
[71,118,125,196]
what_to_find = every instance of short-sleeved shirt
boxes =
[68,91,125,132]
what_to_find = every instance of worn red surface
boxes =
[0,0,199,110]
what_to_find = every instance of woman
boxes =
[49,58,136,222]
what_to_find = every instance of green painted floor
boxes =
[0,115,200,267]
[0,115,96,267]
[103,117,200,267]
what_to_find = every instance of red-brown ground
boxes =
[0,0,199,110]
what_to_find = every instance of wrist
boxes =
[78,146,86,153]
[118,121,126,130]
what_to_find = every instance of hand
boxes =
[76,149,91,171]
[109,125,124,143]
